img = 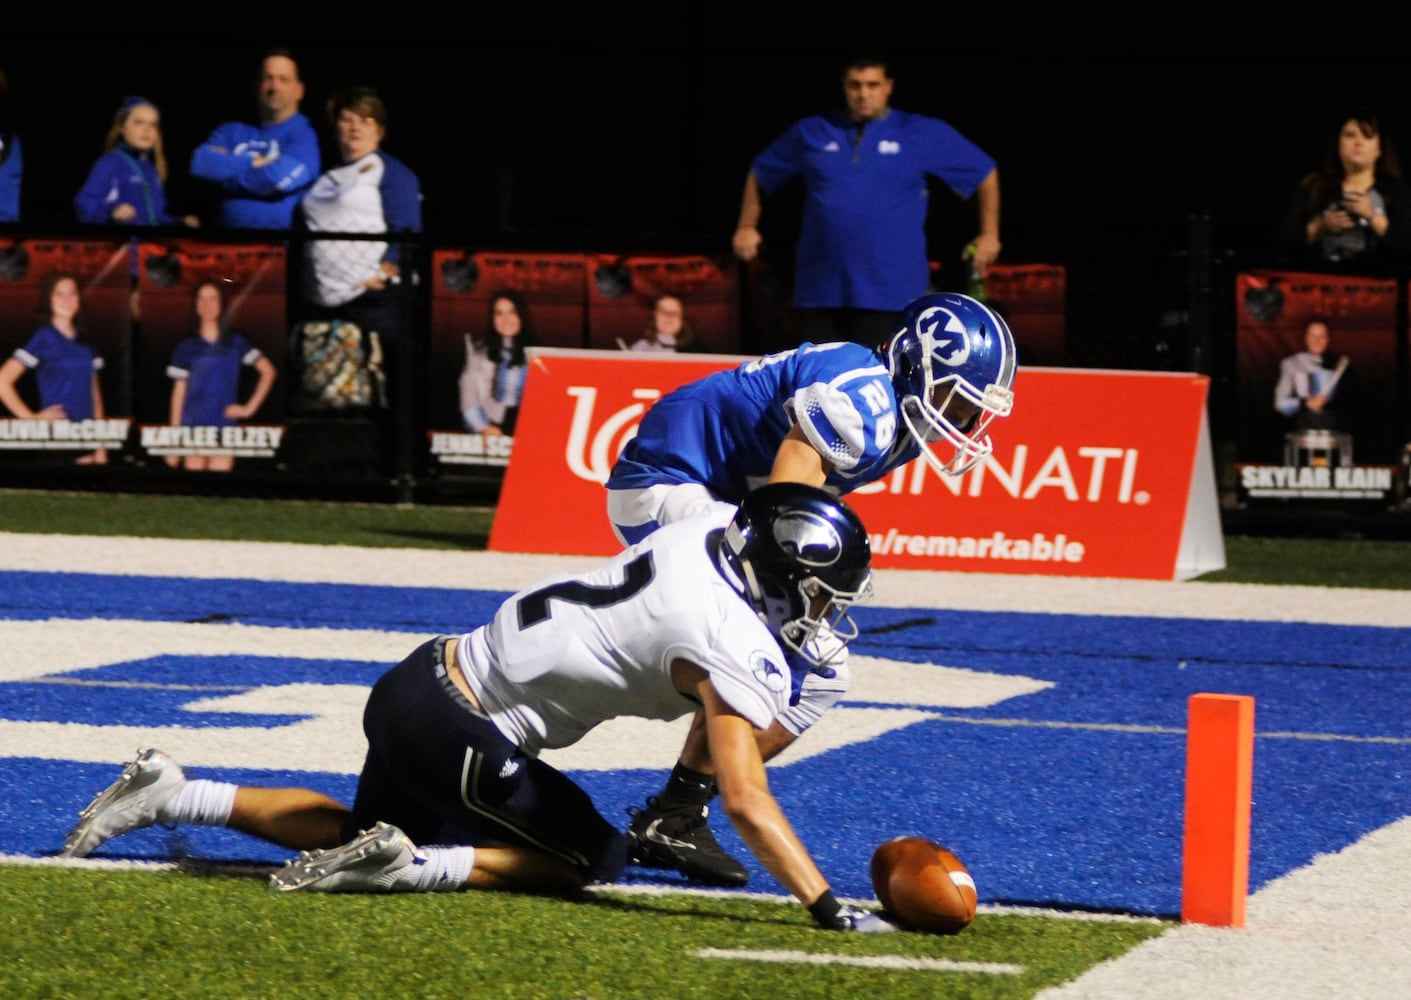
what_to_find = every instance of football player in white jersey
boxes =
[60,484,895,932]
[608,292,1018,887]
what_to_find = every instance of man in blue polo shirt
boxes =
[732,54,1000,347]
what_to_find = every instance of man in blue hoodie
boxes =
[190,48,320,230]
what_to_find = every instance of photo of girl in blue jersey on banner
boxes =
[131,240,288,472]
[0,239,133,467]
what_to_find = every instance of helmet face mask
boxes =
[723,484,874,667]
[886,293,1017,476]
[778,574,872,663]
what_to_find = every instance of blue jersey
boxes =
[167,332,262,426]
[189,114,321,229]
[752,108,994,311]
[11,325,103,419]
[605,341,919,501]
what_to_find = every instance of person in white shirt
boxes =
[1274,316,1349,432]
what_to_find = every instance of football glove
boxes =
[824,904,898,933]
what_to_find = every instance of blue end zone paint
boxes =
[4,571,1409,917]
[4,657,385,728]
[0,570,510,631]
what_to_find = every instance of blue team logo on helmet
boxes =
[916,304,972,368]
[884,292,1017,477]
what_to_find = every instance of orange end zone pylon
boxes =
[1182,692,1255,927]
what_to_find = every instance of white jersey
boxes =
[300,152,388,307]
[455,502,792,757]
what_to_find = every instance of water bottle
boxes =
[965,244,987,302]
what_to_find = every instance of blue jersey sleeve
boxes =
[73,153,121,223]
[378,153,423,267]
[785,343,898,474]
[263,118,321,198]
[380,155,423,232]
[913,114,995,199]
[750,119,810,195]
[190,122,248,184]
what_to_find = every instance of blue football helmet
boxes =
[883,292,1017,476]
[722,483,874,666]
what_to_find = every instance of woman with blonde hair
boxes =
[73,96,198,227]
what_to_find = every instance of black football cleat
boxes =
[625,796,749,888]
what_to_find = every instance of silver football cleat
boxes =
[61,748,186,858]
[269,821,421,893]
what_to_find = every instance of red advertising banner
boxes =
[488,349,1223,581]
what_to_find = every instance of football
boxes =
[869,835,978,933]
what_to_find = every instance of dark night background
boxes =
[4,27,1408,272]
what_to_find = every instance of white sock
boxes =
[392,845,475,892]
[164,779,237,826]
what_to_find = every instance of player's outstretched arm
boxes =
[690,671,890,931]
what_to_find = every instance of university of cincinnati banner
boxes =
[488,349,1223,581]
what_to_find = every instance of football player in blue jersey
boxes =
[60,484,897,932]
[608,291,1017,887]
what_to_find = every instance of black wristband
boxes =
[807,890,842,928]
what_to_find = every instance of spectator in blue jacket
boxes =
[73,97,199,228]
[0,68,21,223]
[190,49,320,230]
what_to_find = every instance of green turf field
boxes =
[0,864,1167,999]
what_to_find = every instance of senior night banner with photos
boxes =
[488,349,1224,581]
[1234,269,1401,506]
